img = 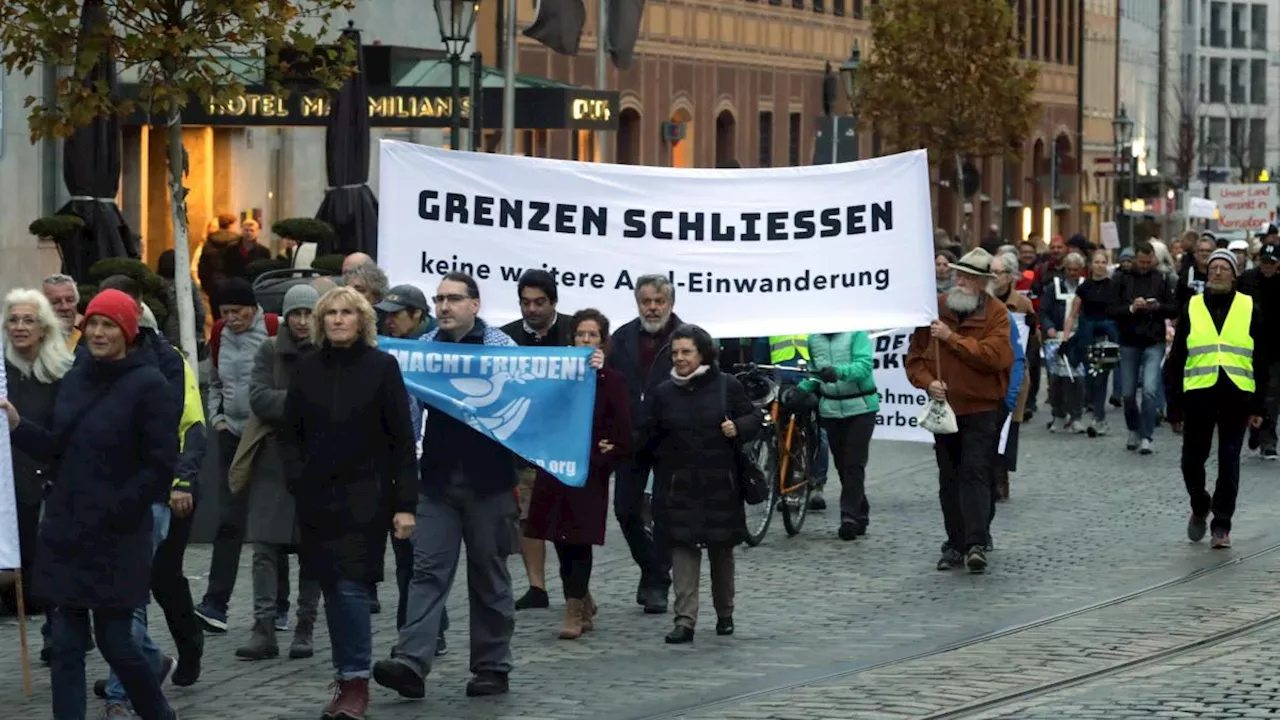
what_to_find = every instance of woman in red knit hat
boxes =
[1,288,182,720]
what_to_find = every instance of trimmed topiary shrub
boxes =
[272,218,337,247]
[311,254,346,275]
[29,215,85,243]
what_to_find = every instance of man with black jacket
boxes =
[1176,235,1215,311]
[605,274,683,614]
[1107,241,1178,455]
[1165,249,1266,549]
[1238,241,1280,458]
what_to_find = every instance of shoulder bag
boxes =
[719,375,768,505]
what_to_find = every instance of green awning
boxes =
[394,58,578,89]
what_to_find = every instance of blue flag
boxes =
[380,337,597,487]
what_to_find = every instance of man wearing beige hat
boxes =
[906,248,1013,575]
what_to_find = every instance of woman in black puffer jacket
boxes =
[636,324,759,646]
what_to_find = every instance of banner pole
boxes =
[15,570,32,695]
[502,0,518,155]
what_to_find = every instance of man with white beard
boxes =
[906,249,1013,574]
[605,275,684,614]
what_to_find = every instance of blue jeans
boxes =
[51,606,173,720]
[104,502,171,707]
[1120,344,1165,440]
[323,579,373,680]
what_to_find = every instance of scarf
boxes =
[670,364,711,387]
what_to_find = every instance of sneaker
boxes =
[1088,420,1109,437]
[1126,431,1140,451]
[435,635,449,657]
[715,616,734,636]
[1263,447,1278,460]
[103,702,131,718]
[515,586,550,611]
[808,490,827,511]
[1187,513,1208,542]
[1065,419,1086,434]
[1109,395,1122,408]
[194,602,228,633]
[936,547,964,571]
[965,546,988,574]
[275,610,289,633]
[1047,418,1061,433]
[1211,530,1232,549]
[837,522,859,541]
[1138,438,1153,455]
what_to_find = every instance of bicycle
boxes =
[733,361,822,539]
[733,365,780,546]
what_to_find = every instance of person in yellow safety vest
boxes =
[765,335,830,511]
[1165,249,1267,551]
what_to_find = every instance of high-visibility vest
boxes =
[1184,293,1255,393]
[769,335,810,364]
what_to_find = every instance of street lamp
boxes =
[1112,104,1136,246]
[434,0,480,150]
[838,41,861,162]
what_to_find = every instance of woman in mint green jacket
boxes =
[798,332,879,540]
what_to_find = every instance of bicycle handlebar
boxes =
[731,362,819,375]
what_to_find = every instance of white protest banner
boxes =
[0,355,18,569]
[998,313,1030,453]
[377,140,937,338]
[870,329,933,444]
[1211,183,1276,231]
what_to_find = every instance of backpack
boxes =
[210,313,279,370]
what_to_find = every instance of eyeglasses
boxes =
[5,316,39,327]
[432,293,472,305]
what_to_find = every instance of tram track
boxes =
[634,540,1280,720]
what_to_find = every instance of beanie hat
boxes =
[214,278,257,309]
[84,289,140,343]
[1119,247,1136,260]
[1208,248,1239,276]
[282,284,320,318]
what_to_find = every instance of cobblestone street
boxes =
[5,415,1280,719]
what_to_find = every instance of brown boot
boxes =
[995,466,1010,501]
[581,593,596,633]
[559,598,585,640]
[322,678,369,720]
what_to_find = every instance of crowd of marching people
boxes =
[4,211,1275,720]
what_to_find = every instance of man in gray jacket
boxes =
[195,278,285,634]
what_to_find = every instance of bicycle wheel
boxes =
[742,430,778,546]
[779,421,813,536]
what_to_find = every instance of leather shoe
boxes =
[372,659,425,699]
[664,626,694,644]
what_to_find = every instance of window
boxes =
[1030,0,1040,57]
[1210,1,1227,47]
[1251,58,1267,103]
[1250,118,1267,169]
[788,112,803,166]
[792,0,805,8]
[1200,56,1208,100]
[1208,117,1227,165]
[1210,57,1226,102]
[1015,0,1027,57]
[1066,0,1075,64]
[1231,58,1247,103]
[812,0,825,11]
[1055,0,1065,64]
[758,112,773,168]
[853,0,863,18]
[1230,117,1246,161]
[1043,0,1053,61]
[834,0,845,16]
[1253,4,1268,49]
[1232,3,1248,47]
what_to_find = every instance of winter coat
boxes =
[797,332,879,419]
[1107,269,1178,348]
[1038,274,1080,337]
[13,349,179,609]
[221,241,273,281]
[1163,289,1269,424]
[5,361,60,506]
[606,314,684,426]
[501,313,573,347]
[637,368,761,548]
[244,326,314,545]
[417,320,521,499]
[208,308,273,435]
[279,339,418,584]
[905,294,1013,417]
[524,368,631,546]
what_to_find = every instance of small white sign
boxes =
[1100,221,1120,249]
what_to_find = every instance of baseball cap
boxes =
[1228,239,1250,252]
[1261,243,1280,263]
[375,284,429,313]
[1257,222,1279,237]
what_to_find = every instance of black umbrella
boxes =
[57,0,138,280]
[315,23,379,258]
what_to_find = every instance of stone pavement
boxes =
[4,414,1280,719]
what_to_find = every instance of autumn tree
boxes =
[1,0,355,361]
[1168,87,1200,190]
[856,0,1039,236]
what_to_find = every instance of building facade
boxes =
[0,68,66,293]
[1080,0,1118,241]
[1184,0,1280,192]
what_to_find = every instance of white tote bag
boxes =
[916,337,959,435]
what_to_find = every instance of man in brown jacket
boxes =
[906,248,1013,575]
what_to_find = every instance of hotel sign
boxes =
[122,85,617,131]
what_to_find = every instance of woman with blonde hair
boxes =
[278,286,418,720]
[2,289,73,615]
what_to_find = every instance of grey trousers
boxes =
[251,543,320,623]
[390,491,518,678]
[671,544,735,630]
